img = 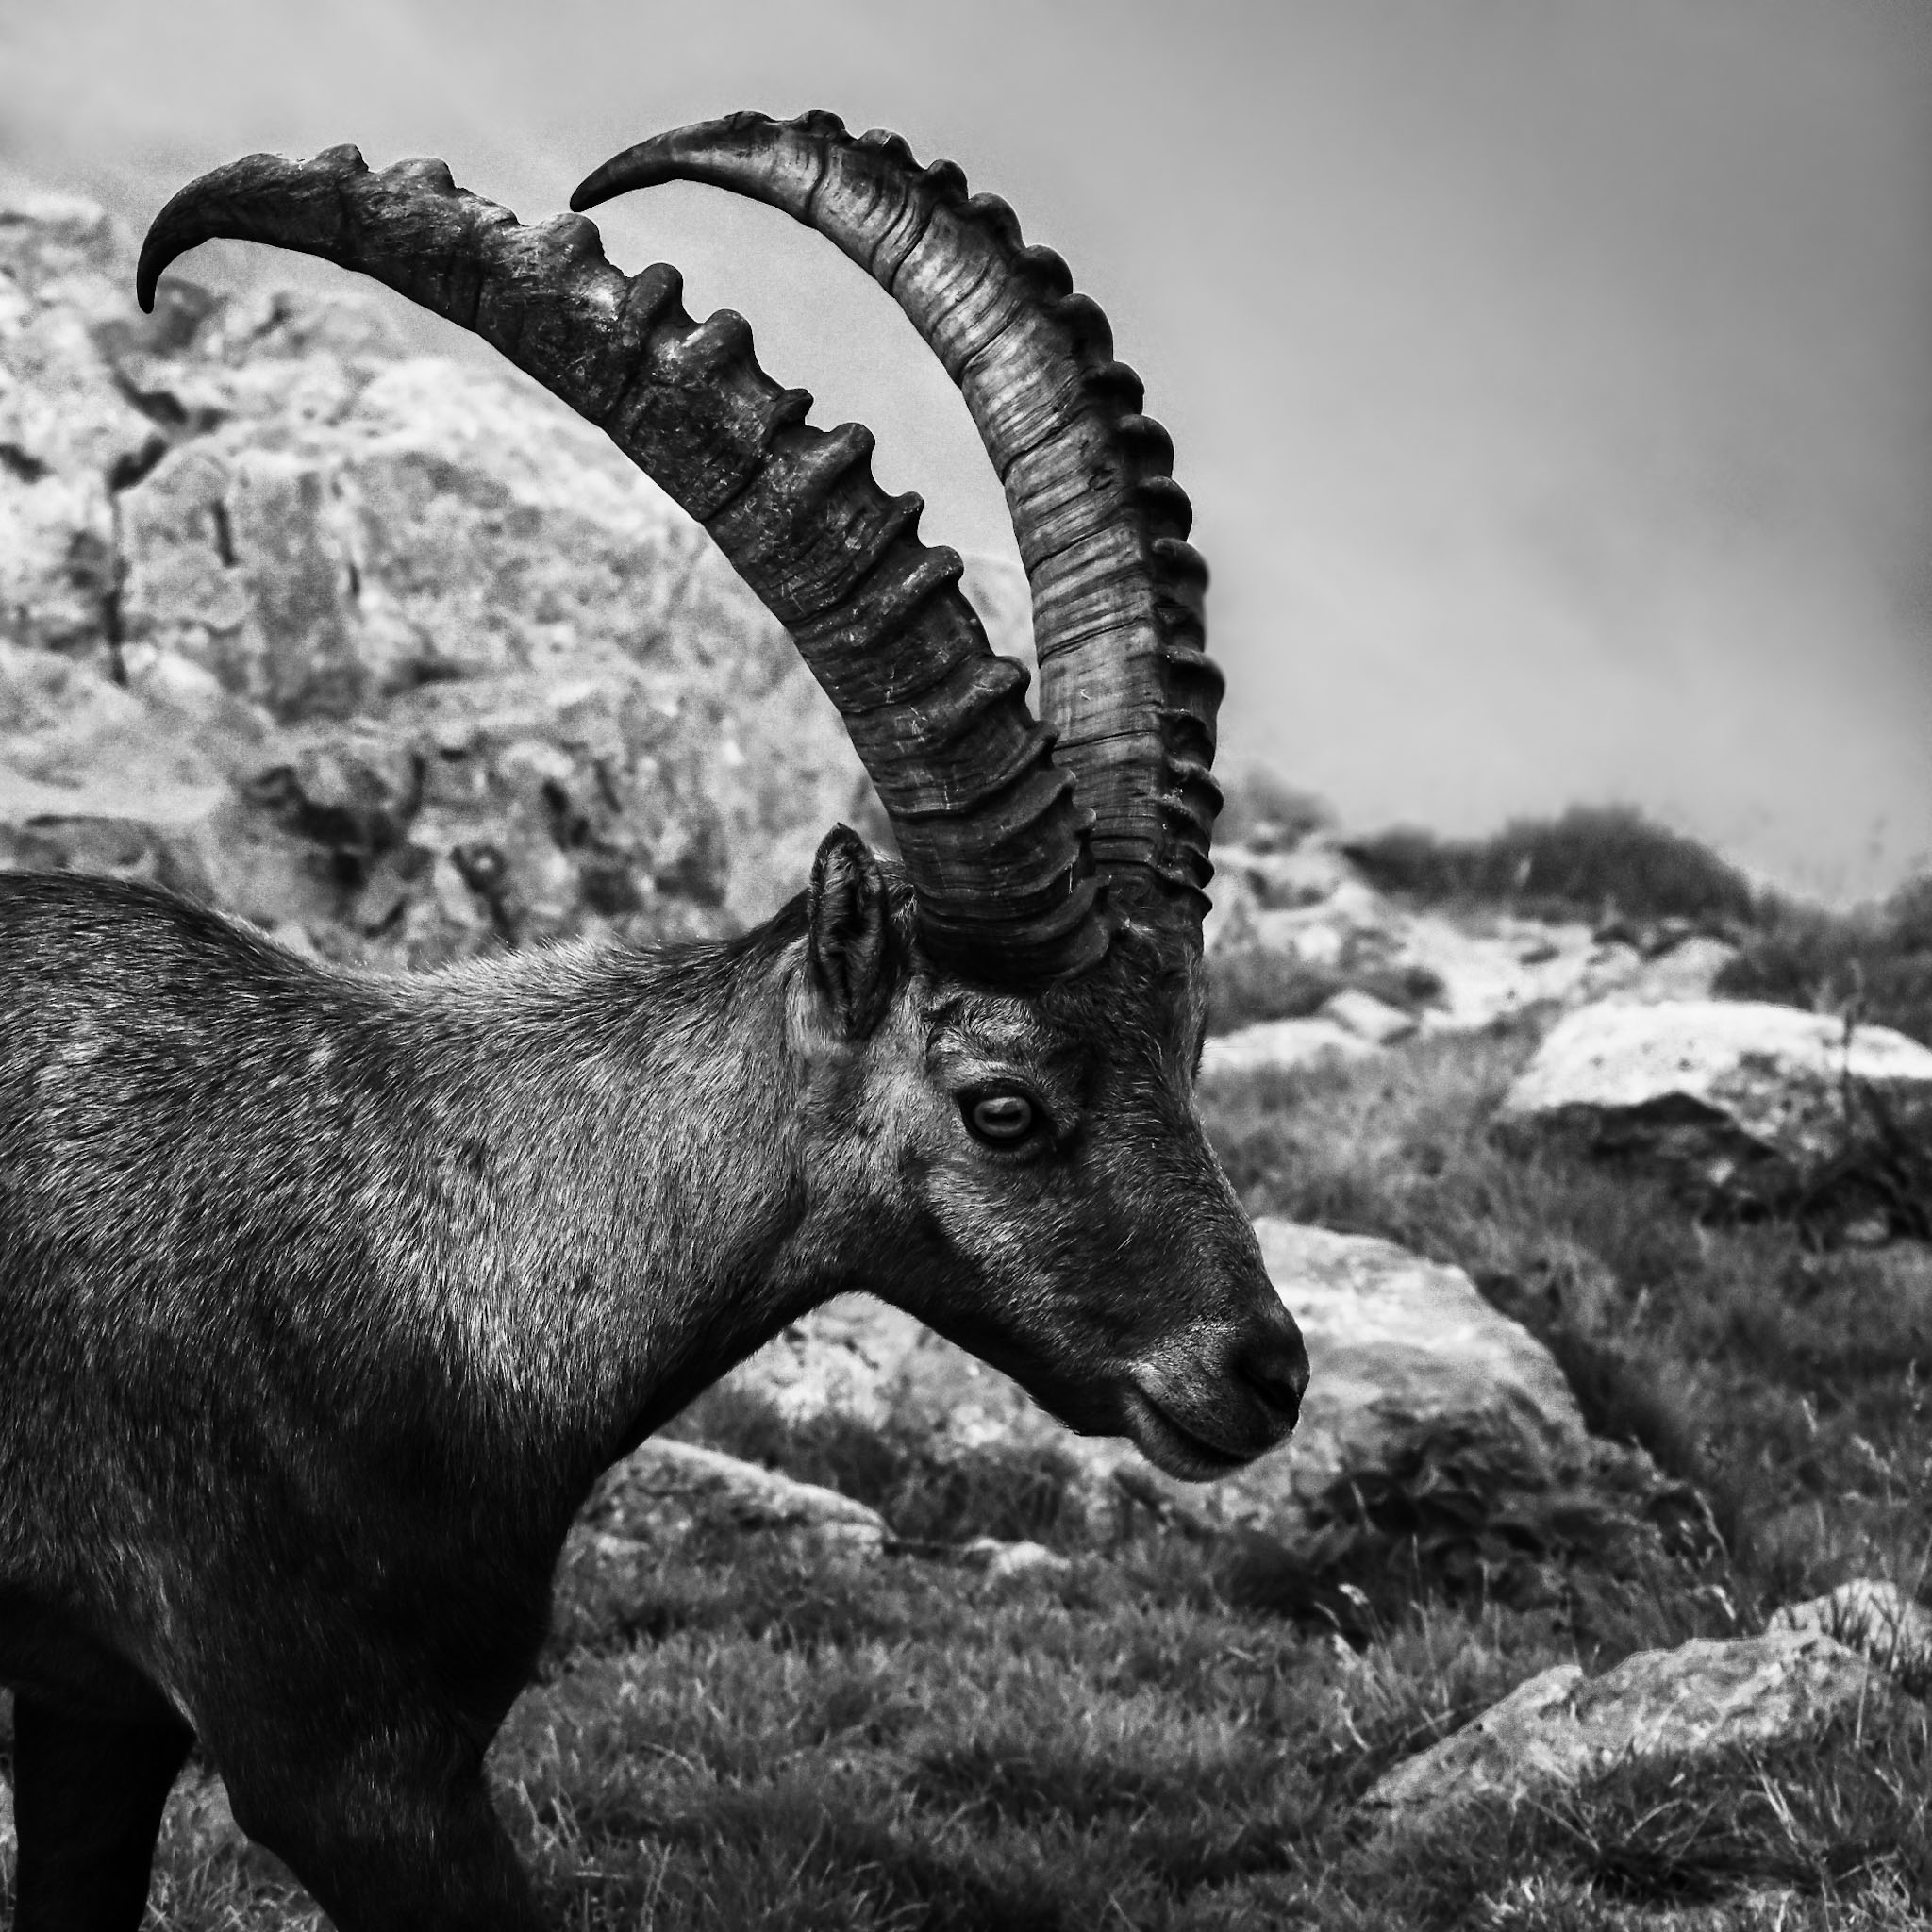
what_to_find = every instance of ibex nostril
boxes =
[1236,1332,1310,1428]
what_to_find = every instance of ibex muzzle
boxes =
[0,113,1306,1932]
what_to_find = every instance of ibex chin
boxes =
[0,112,1307,1931]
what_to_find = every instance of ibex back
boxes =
[0,112,1307,1932]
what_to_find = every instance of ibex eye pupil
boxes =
[969,1094,1034,1142]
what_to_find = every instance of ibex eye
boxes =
[965,1091,1036,1145]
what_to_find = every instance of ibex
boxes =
[0,112,1308,1931]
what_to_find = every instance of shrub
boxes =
[1717,874,1932,1046]
[1342,806,1759,926]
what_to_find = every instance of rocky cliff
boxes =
[1,190,1040,962]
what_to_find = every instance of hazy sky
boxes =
[5,0,1927,898]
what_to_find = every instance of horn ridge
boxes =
[571,112,1222,946]
[138,144,1106,984]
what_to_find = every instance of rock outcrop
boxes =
[1365,1627,1893,1828]
[1497,999,1932,1222]
[0,188,898,960]
[1204,840,1738,1044]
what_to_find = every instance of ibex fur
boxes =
[0,112,1307,1932]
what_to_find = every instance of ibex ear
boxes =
[807,825,897,1039]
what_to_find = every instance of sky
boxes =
[4,0,1927,900]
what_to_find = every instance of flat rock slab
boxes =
[716,1218,1594,1543]
[1366,1627,1890,1826]
[1498,999,1932,1208]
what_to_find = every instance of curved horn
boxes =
[137,145,1108,983]
[574,110,1222,950]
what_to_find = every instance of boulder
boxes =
[1496,998,1932,1215]
[1365,1627,1891,1827]
[1248,1223,1590,1508]
[715,1219,1607,1549]
[582,1437,887,1556]
[1767,1578,1932,1687]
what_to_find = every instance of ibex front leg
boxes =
[11,1698,192,1932]
[216,1711,543,1932]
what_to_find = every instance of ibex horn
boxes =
[137,144,1109,983]
[575,109,1223,951]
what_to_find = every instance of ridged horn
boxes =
[574,110,1223,950]
[136,145,1108,983]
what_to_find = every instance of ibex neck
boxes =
[387,919,824,1492]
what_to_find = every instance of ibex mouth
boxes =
[1119,1383,1257,1483]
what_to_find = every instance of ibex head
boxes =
[138,111,1307,1478]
